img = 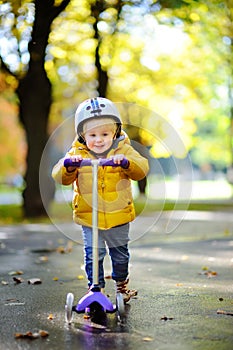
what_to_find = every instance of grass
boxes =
[0,198,232,225]
[0,204,23,224]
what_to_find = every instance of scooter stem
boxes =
[92,159,99,286]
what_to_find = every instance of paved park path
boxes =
[0,210,233,350]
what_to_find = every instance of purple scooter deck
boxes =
[75,288,116,314]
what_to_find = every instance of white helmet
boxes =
[75,97,122,136]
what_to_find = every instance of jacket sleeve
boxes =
[51,157,78,185]
[123,145,149,181]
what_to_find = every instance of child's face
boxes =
[83,118,116,154]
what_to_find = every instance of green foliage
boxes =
[0,0,233,176]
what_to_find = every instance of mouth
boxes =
[93,144,107,153]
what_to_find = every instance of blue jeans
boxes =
[82,224,130,288]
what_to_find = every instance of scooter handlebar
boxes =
[64,157,129,168]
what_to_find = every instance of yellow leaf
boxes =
[77,275,84,280]
[8,270,24,276]
[39,256,49,262]
[47,314,54,320]
[143,337,153,342]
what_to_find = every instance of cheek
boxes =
[107,136,114,144]
[85,137,92,146]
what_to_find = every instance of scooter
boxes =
[63,157,129,324]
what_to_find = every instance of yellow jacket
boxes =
[52,132,149,229]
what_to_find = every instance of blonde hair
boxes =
[83,118,117,134]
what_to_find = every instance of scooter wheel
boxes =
[65,293,74,324]
[116,292,125,320]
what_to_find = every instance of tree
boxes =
[0,0,70,217]
[1,0,232,217]
[18,0,72,217]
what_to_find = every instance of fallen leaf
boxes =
[1,280,9,285]
[14,333,23,339]
[8,270,24,276]
[198,270,218,278]
[14,330,49,339]
[142,337,154,342]
[56,246,66,254]
[15,331,39,339]
[39,330,49,337]
[28,278,42,285]
[53,277,59,281]
[77,275,84,280]
[5,301,25,306]
[205,270,218,278]
[47,314,54,320]
[56,241,73,254]
[13,277,24,284]
[39,256,49,262]
[83,314,91,319]
[217,309,233,316]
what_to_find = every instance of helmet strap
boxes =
[78,133,86,144]
[114,123,121,139]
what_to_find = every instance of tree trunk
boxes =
[17,66,53,217]
[17,0,70,217]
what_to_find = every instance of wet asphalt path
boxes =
[0,212,233,350]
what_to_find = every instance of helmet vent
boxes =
[86,106,91,110]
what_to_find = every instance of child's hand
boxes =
[110,154,126,165]
[65,155,83,172]
[70,155,83,163]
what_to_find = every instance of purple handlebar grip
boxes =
[64,158,129,168]
[64,158,91,167]
[98,158,129,168]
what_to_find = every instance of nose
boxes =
[95,135,102,142]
